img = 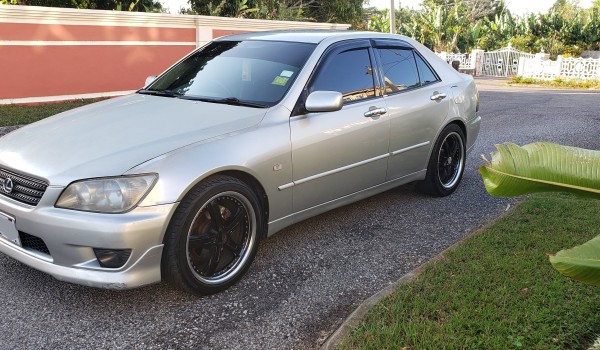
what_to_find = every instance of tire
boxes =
[418,124,466,197]
[162,175,264,295]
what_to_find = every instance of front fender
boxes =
[129,106,294,225]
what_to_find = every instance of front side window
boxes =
[377,48,420,93]
[310,48,376,103]
[142,40,316,107]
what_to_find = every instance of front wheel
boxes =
[418,124,466,197]
[162,175,264,294]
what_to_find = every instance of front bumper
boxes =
[0,186,177,289]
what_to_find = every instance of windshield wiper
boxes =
[137,89,182,98]
[218,97,268,108]
[137,90,268,108]
[179,95,268,108]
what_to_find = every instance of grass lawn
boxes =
[509,76,600,89]
[0,99,104,127]
[341,193,600,350]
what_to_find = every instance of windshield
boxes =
[140,40,316,108]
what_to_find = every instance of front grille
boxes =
[19,231,51,256]
[0,168,48,206]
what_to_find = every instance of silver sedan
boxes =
[0,30,480,294]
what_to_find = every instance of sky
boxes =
[161,0,595,16]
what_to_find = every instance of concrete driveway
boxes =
[0,82,599,349]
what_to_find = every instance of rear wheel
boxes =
[418,124,466,197]
[162,175,264,294]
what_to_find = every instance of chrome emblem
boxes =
[0,178,13,194]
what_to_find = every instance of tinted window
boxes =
[377,48,419,93]
[145,41,316,107]
[415,53,439,85]
[310,48,375,103]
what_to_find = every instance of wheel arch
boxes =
[172,169,270,241]
[418,120,467,196]
[218,169,269,238]
[160,169,268,294]
[447,119,467,140]
[425,118,467,162]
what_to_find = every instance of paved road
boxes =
[1,85,599,349]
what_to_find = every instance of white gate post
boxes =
[556,55,564,79]
[535,52,550,61]
[517,57,526,77]
[439,51,448,62]
[471,49,485,76]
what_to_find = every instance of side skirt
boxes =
[266,170,427,237]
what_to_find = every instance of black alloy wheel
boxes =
[418,124,466,197]
[437,131,465,189]
[186,191,255,284]
[162,175,264,294]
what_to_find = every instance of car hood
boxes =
[0,94,268,185]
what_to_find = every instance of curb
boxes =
[0,126,22,137]
[319,268,421,350]
[320,203,518,350]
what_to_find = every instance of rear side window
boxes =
[377,48,420,93]
[310,48,376,103]
[415,53,439,85]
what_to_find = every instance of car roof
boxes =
[214,30,412,45]
[213,30,466,86]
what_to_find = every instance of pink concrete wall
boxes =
[0,44,193,99]
[0,22,196,101]
[0,5,349,103]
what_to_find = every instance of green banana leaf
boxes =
[479,142,600,199]
[479,142,600,286]
[549,236,600,287]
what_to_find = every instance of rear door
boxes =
[372,40,450,181]
[289,40,390,212]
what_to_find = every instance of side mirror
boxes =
[305,91,343,113]
[144,75,157,87]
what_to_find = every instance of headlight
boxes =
[56,174,158,213]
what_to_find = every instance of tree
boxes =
[187,0,239,16]
[303,0,365,24]
[187,0,366,24]
[5,0,164,12]
[550,0,580,18]
[412,2,469,52]
[423,0,502,21]
[366,8,390,32]
[582,1,600,50]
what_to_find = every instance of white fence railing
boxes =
[436,50,484,75]
[518,55,600,80]
[560,57,600,79]
[437,52,471,68]
[437,48,600,81]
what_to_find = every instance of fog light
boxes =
[93,248,132,268]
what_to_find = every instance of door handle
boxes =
[364,107,387,118]
[430,92,447,101]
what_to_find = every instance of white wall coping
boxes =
[0,5,351,30]
[0,90,134,105]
